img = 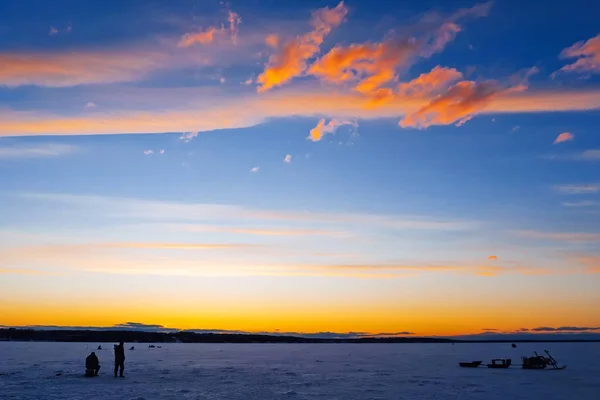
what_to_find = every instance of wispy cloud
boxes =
[250,166,260,172]
[179,131,199,142]
[553,184,599,194]
[181,225,347,237]
[17,192,478,232]
[308,118,356,142]
[178,27,221,47]
[84,102,97,109]
[574,255,600,273]
[143,149,154,155]
[257,1,348,92]
[562,201,599,207]
[159,149,165,155]
[558,33,600,75]
[0,47,209,87]
[514,230,600,243]
[177,8,242,47]
[579,149,600,161]
[1,86,600,137]
[228,11,242,45]
[0,143,76,159]
[49,26,59,36]
[488,255,497,260]
[554,132,574,144]
[284,154,292,163]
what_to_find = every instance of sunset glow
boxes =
[1,0,599,337]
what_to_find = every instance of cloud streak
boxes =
[558,33,600,75]
[0,143,76,159]
[553,184,599,194]
[1,86,599,137]
[514,230,600,243]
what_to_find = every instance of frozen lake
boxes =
[0,342,598,399]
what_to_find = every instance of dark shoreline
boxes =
[1,329,599,344]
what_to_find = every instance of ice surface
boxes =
[0,342,598,399]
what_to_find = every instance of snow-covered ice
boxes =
[1,342,598,399]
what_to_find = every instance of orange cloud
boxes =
[265,34,279,48]
[309,41,417,100]
[0,51,169,87]
[554,132,574,144]
[178,27,221,47]
[0,46,212,87]
[257,1,348,92]
[308,118,356,142]
[1,86,600,137]
[488,255,498,260]
[559,33,600,75]
[177,9,241,47]
[397,66,463,97]
[306,3,490,103]
[399,80,505,128]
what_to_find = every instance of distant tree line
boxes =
[0,328,452,343]
[1,329,597,343]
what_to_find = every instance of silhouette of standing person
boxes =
[114,341,125,377]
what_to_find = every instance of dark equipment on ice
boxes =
[521,350,566,370]
[511,343,517,348]
[487,358,512,368]
[459,361,482,368]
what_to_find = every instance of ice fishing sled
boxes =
[522,350,566,370]
[459,361,482,368]
[487,358,511,368]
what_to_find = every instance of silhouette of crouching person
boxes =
[85,352,100,377]
[114,341,125,377]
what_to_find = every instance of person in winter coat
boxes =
[114,341,125,377]
[85,352,100,377]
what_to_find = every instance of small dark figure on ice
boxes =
[114,341,125,377]
[85,352,101,377]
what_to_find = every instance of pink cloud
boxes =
[178,27,221,47]
[559,33,600,75]
[265,34,279,49]
[228,11,242,45]
[554,132,574,144]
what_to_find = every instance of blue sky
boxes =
[0,0,599,334]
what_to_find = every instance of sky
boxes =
[0,0,599,337]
